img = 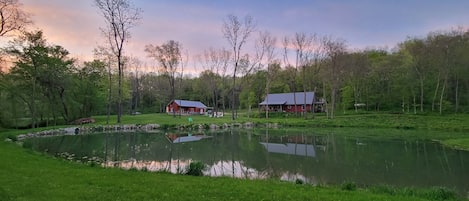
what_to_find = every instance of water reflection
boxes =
[23,128,469,195]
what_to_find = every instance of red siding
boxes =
[282,105,312,112]
[166,101,205,115]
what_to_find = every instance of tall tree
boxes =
[292,32,315,118]
[222,14,256,120]
[199,47,231,117]
[255,31,276,118]
[6,31,75,126]
[400,38,428,113]
[77,60,107,117]
[322,37,347,119]
[93,45,116,124]
[145,40,182,117]
[95,0,141,123]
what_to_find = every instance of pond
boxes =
[23,128,469,195]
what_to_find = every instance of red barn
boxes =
[166,99,207,115]
[259,92,324,113]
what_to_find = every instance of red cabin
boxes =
[259,92,325,113]
[166,99,207,115]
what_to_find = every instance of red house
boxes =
[259,92,324,113]
[166,99,207,115]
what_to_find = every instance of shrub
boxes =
[341,181,357,191]
[295,178,304,185]
[186,161,205,176]
[6,134,17,142]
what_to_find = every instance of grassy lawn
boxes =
[1,112,468,200]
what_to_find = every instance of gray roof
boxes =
[259,92,315,105]
[259,142,316,157]
[172,100,207,108]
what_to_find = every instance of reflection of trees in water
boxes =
[26,129,469,195]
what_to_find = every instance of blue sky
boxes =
[21,0,469,73]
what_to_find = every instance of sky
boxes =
[20,0,469,75]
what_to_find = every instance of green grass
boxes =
[1,112,469,200]
[87,112,469,150]
[443,138,469,151]
[91,112,469,130]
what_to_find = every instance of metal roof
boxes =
[172,99,207,108]
[259,142,316,157]
[259,92,315,105]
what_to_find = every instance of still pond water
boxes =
[25,128,469,195]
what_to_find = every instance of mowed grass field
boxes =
[1,112,469,200]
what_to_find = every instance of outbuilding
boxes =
[166,99,207,115]
[259,92,324,113]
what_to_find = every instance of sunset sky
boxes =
[20,0,469,74]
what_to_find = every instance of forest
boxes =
[1,0,469,128]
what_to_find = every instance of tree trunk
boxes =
[231,67,237,120]
[419,78,424,113]
[117,54,123,123]
[59,88,70,123]
[431,73,441,112]
[455,78,459,113]
[106,62,112,125]
[330,88,336,119]
[439,77,447,115]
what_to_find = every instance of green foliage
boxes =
[295,178,304,185]
[6,134,17,142]
[186,161,205,176]
[341,181,357,191]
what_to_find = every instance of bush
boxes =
[6,134,17,142]
[341,181,357,191]
[295,178,304,185]
[186,161,205,176]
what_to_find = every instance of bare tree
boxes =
[199,48,231,117]
[93,45,115,124]
[0,0,31,36]
[145,40,182,117]
[0,0,31,72]
[95,0,141,123]
[292,33,315,118]
[256,31,276,118]
[129,56,142,115]
[222,14,256,120]
[282,33,314,117]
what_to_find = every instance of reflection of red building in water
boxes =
[166,99,207,115]
[166,133,212,143]
[259,135,330,158]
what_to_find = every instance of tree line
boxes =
[1,0,469,128]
